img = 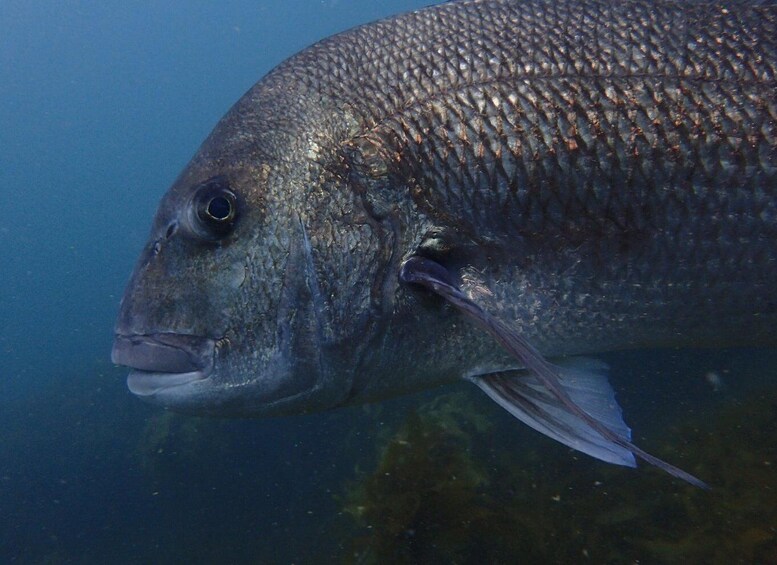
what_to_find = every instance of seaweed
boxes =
[342,389,777,564]
[343,394,542,563]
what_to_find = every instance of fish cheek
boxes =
[138,231,243,337]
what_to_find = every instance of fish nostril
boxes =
[165,222,177,239]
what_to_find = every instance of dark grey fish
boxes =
[112,0,777,488]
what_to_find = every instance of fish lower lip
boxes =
[126,369,207,396]
[112,333,215,396]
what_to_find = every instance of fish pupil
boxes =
[207,196,232,221]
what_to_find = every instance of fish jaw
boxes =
[110,332,310,414]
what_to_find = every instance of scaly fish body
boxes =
[113,0,776,483]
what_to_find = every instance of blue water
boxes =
[1,1,775,563]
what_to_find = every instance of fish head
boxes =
[112,82,394,417]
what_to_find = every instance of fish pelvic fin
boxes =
[400,255,709,489]
[471,360,636,467]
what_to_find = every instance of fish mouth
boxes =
[111,333,215,396]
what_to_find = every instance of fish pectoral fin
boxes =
[472,360,636,467]
[400,255,708,489]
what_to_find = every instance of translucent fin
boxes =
[554,358,633,441]
[473,360,636,467]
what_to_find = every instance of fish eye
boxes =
[190,176,238,240]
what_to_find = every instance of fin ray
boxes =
[473,367,636,467]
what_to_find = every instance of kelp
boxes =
[343,394,542,563]
[343,390,777,564]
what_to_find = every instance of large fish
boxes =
[112,0,777,487]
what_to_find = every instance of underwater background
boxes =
[1,1,775,563]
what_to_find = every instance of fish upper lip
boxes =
[112,333,216,396]
[112,333,215,373]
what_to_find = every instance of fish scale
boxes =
[369,79,774,241]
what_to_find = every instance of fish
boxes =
[112,0,777,488]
